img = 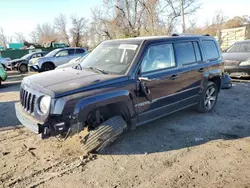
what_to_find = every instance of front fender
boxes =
[72,90,135,122]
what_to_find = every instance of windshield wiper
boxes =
[86,67,108,74]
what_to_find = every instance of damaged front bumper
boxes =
[15,103,44,133]
[15,103,69,138]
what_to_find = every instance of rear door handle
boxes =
[198,68,204,73]
[169,74,179,80]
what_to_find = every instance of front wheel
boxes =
[81,116,127,154]
[197,81,218,113]
[19,64,28,73]
[41,63,54,72]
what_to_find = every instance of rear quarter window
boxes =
[202,40,220,60]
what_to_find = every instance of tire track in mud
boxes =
[6,154,97,188]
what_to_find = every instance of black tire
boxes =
[197,81,218,113]
[41,62,54,72]
[82,116,127,154]
[19,64,28,73]
[0,79,2,87]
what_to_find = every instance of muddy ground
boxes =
[1,72,250,188]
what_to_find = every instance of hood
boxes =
[9,58,26,63]
[24,68,127,98]
[222,52,250,64]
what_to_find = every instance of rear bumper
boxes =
[15,103,43,133]
[225,65,250,76]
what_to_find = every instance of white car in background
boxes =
[55,52,89,69]
[0,57,11,70]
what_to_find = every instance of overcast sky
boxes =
[0,0,249,41]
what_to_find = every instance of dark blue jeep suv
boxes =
[15,35,224,153]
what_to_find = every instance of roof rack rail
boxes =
[172,33,179,36]
[203,34,210,36]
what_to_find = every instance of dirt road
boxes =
[1,72,250,188]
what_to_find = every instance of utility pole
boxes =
[180,0,185,33]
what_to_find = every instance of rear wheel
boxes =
[41,62,54,72]
[197,81,218,113]
[19,64,28,73]
[81,116,127,154]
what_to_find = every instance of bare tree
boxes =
[30,31,39,44]
[0,27,8,49]
[186,19,197,34]
[158,0,201,35]
[14,32,26,42]
[54,14,70,45]
[35,23,57,45]
[70,15,88,47]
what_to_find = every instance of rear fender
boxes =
[202,68,222,91]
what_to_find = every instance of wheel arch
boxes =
[41,61,55,69]
[72,90,136,129]
[203,69,222,93]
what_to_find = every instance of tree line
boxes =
[0,0,249,50]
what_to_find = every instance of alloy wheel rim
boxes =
[204,86,216,109]
[20,65,27,72]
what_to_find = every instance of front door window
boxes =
[141,43,176,73]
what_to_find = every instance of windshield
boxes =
[21,53,32,59]
[80,43,138,74]
[45,49,61,57]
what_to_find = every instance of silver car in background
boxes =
[0,57,11,70]
[28,47,87,72]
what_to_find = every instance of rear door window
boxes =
[174,42,196,65]
[75,49,85,54]
[68,49,75,55]
[202,40,219,60]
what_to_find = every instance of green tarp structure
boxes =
[8,43,24,49]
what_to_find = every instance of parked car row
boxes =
[29,47,87,72]
[1,47,88,74]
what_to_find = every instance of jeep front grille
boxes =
[20,88,36,114]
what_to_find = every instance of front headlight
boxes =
[239,60,250,66]
[39,96,51,114]
[29,59,38,66]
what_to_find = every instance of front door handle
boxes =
[139,77,160,82]
[169,74,179,80]
[198,68,204,73]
